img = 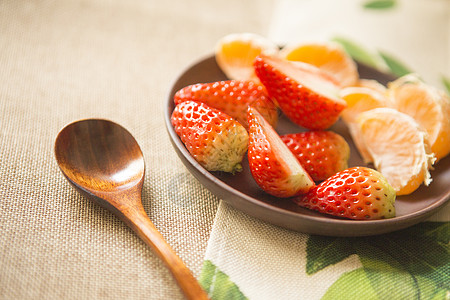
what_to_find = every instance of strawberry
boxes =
[247,106,315,197]
[171,100,249,173]
[174,80,278,130]
[280,131,350,181]
[294,167,396,220]
[254,55,347,130]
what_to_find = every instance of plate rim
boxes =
[164,54,450,236]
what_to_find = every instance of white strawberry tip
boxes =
[265,56,346,105]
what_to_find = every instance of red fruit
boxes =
[171,101,249,173]
[174,80,278,130]
[254,55,347,130]
[294,167,396,220]
[280,131,350,181]
[247,106,315,198]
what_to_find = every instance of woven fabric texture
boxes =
[0,0,273,299]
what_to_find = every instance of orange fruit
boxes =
[339,87,390,163]
[356,107,435,195]
[215,33,278,82]
[340,87,389,124]
[387,75,450,161]
[279,41,359,87]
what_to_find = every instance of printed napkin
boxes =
[199,1,450,299]
[200,203,448,299]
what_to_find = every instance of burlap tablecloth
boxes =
[0,1,273,299]
[2,1,449,299]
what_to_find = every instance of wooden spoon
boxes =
[54,119,209,300]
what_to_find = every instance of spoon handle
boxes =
[121,204,210,300]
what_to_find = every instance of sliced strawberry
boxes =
[171,101,249,173]
[247,106,315,197]
[174,80,278,130]
[254,55,347,130]
[280,131,350,181]
[294,167,396,220]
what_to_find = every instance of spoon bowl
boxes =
[55,119,209,300]
[55,119,145,193]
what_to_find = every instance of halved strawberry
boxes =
[174,80,278,130]
[254,55,347,130]
[247,106,315,197]
[171,101,249,173]
[294,167,396,220]
[280,131,350,181]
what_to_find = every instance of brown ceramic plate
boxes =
[165,55,450,237]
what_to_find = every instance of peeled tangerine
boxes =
[355,107,435,195]
[279,41,359,87]
[387,74,450,161]
[339,86,390,163]
[215,32,279,82]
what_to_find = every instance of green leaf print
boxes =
[306,236,354,275]
[332,37,382,69]
[363,0,396,10]
[332,37,416,79]
[409,222,449,243]
[322,268,379,300]
[371,229,450,290]
[355,240,419,299]
[378,51,413,77]
[442,76,450,96]
[429,288,450,300]
[199,260,247,300]
[306,222,450,300]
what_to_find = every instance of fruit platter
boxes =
[165,33,450,236]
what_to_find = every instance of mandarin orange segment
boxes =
[339,87,390,163]
[340,87,389,124]
[279,41,359,87]
[356,107,435,195]
[215,33,279,82]
[387,75,450,161]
